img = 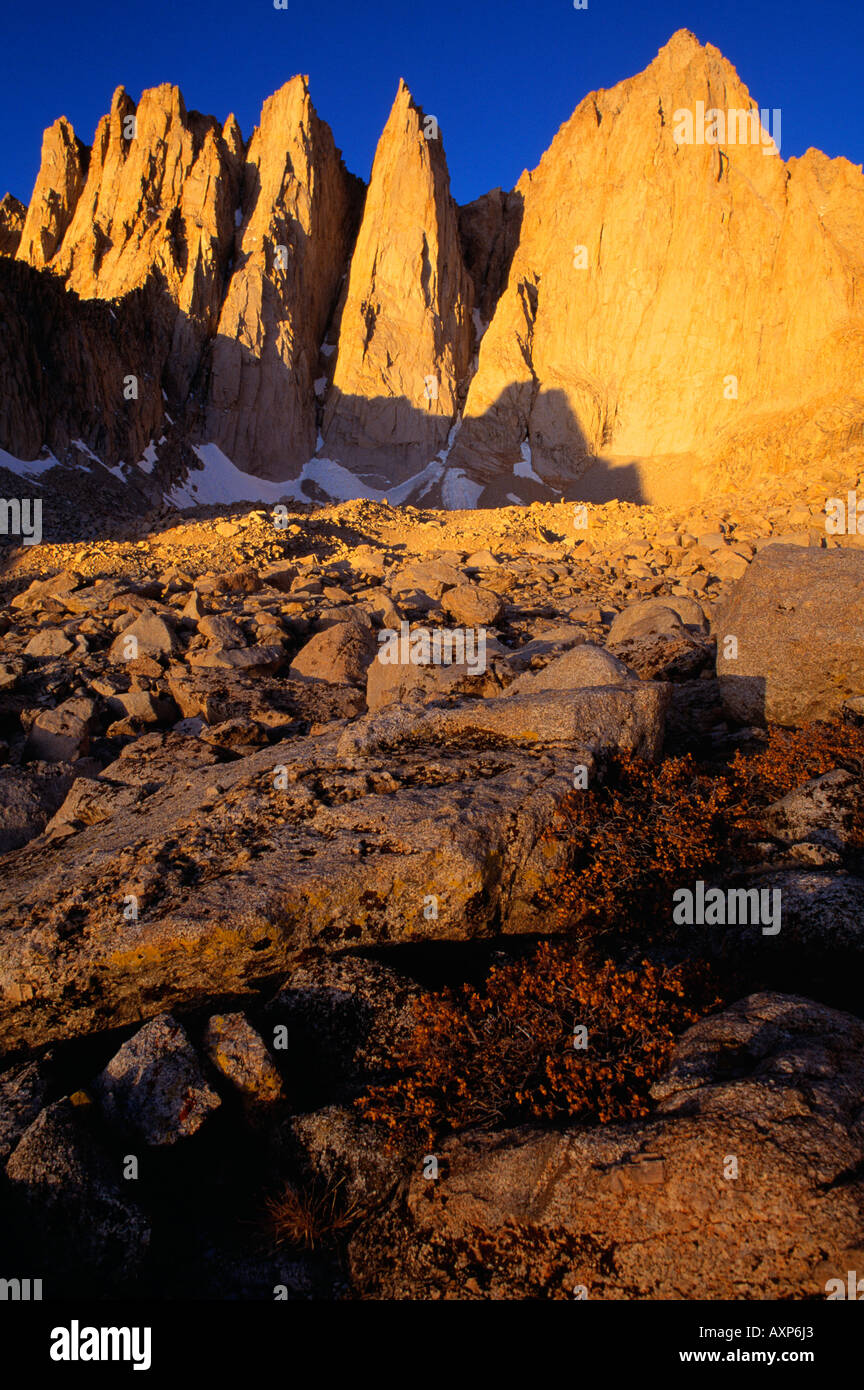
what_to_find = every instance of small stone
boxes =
[11,571,81,610]
[93,1014,220,1146]
[203,1013,283,1105]
[24,628,74,658]
[198,613,246,648]
[187,643,283,673]
[441,584,505,626]
[27,704,90,761]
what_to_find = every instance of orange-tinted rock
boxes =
[4,35,864,504]
[0,194,26,258]
[321,81,474,484]
[15,118,88,268]
[204,77,362,478]
[448,29,864,498]
[50,87,240,324]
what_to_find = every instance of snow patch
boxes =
[441,469,483,509]
[0,448,59,481]
[70,440,104,466]
[283,456,445,507]
[514,440,542,483]
[166,445,297,507]
[416,467,445,502]
[439,414,462,461]
[136,441,159,475]
[285,457,382,503]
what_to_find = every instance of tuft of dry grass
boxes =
[266,1177,364,1251]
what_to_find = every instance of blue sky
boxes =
[2,0,861,207]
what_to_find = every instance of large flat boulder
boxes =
[0,729,580,1055]
[0,681,670,1056]
[340,682,669,759]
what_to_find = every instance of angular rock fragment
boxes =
[289,621,376,688]
[0,765,76,852]
[93,1014,220,1145]
[109,609,177,663]
[441,584,505,626]
[24,627,74,658]
[203,1012,283,1105]
[26,704,90,761]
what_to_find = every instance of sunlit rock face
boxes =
[4,30,864,503]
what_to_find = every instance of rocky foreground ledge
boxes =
[1,487,864,1299]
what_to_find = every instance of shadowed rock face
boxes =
[458,187,523,327]
[0,257,173,468]
[3,29,862,503]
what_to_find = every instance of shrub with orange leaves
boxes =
[538,751,733,942]
[357,722,863,1150]
[539,721,864,943]
[727,721,864,813]
[357,947,720,1147]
